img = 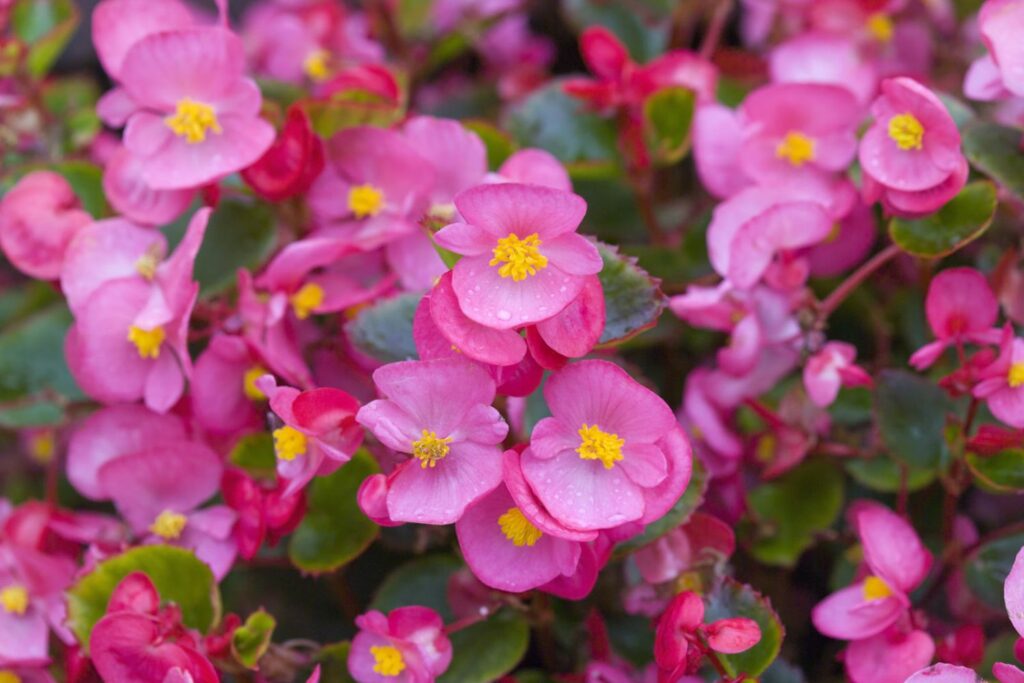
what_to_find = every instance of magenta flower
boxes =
[845,625,935,683]
[905,663,985,682]
[803,341,873,407]
[356,358,509,525]
[520,360,690,531]
[812,501,932,641]
[191,334,267,436]
[91,0,193,84]
[769,32,878,105]
[347,606,452,683]
[634,511,735,585]
[102,144,196,226]
[434,183,601,330]
[654,591,761,681]
[910,268,1003,370]
[859,77,967,217]
[973,331,1024,428]
[491,148,572,191]
[964,0,1024,100]
[0,544,76,667]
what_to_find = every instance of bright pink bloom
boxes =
[693,104,752,200]
[241,105,325,202]
[973,331,1024,428]
[222,468,306,561]
[103,145,196,226]
[191,334,266,436]
[356,359,508,524]
[936,624,985,667]
[403,116,487,213]
[91,0,193,83]
[1006,545,1024,638]
[965,0,1024,100]
[634,512,735,585]
[859,77,967,217]
[805,199,877,278]
[0,171,91,280]
[0,544,76,667]
[769,32,877,105]
[347,606,452,683]
[905,663,984,682]
[996,662,1024,683]
[434,183,601,330]
[492,148,572,191]
[804,341,873,407]
[910,268,1003,370]
[812,501,932,641]
[845,625,935,683]
[654,591,761,681]
[521,360,691,531]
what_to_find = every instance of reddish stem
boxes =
[816,244,902,324]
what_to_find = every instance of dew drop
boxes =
[497,309,511,321]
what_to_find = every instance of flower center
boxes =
[165,98,221,144]
[576,424,625,469]
[29,430,55,464]
[348,184,385,219]
[0,585,28,615]
[291,283,325,320]
[273,426,308,461]
[775,131,816,166]
[411,429,452,468]
[150,510,188,540]
[128,325,165,359]
[370,645,406,677]
[135,251,160,280]
[243,366,268,401]
[862,575,892,601]
[888,113,924,151]
[866,12,894,42]
[498,507,543,547]
[303,49,331,81]
[490,233,548,282]
[1008,362,1024,388]
[0,671,22,683]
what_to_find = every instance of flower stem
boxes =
[816,243,901,325]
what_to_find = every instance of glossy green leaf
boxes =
[229,432,277,479]
[370,554,462,621]
[963,122,1024,202]
[704,578,784,677]
[964,532,1024,609]
[177,201,277,296]
[889,181,997,258]
[967,449,1024,493]
[437,611,530,683]
[597,242,667,344]
[506,82,619,164]
[844,456,936,493]
[614,460,707,557]
[875,369,951,471]
[0,399,64,428]
[643,86,696,165]
[232,609,276,669]
[0,304,81,402]
[52,161,109,218]
[344,292,421,363]
[11,0,78,77]
[288,450,379,573]
[68,545,220,648]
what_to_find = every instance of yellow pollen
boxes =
[347,184,385,219]
[370,645,406,677]
[775,131,816,166]
[273,426,308,461]
[128,325,165,359]
[0,585,28,615]
[135,251,159,280]
[576,424,625,469]
[888,113,924,151]
[0,671,23,683]
[824,222,842,244]
[291,283,325,320]
[242,366,268,401]
[165,98,221,144]
[1009,362,1024,388]
[411,429,452,468]
[149,510,188,540]
[755,433,776,464]
[490,233,548,282]
[675,570,703,594]
[862,575,893,601]
[867,12,894,42]
[303,49,331,81]
[29,430,55,464]
[498,507,543,547]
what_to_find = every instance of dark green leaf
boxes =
[562,0,668,61]
[937,92,976,130]
[11,0,78,77]
[52,161,109,218]
[188,201,277,296]
[875,369,951,471]
[964,532,1024,609]
[643,87,696,165]
[967,449,1024,493]
[506,83,619,164]
[317,641,356,683]
[614,460,707,557]
[597,242,667,344]
[232,609,276,669]
[889,181,997,258]
[963,122,1024,202]
[344,293,421,363]
[704,578,784,677]
[370,554,462,621]
[0,304,81,402]
[229,432,277,479]
[437,611,529,683]
[844,456,936,493]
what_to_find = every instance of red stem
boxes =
[816,244,901,324]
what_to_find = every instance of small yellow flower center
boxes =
[291,283,325,320]
[490,233,548,282]
[370,645,406,677]
[242,366,268,401]
[411,429,452,468]
[867,12,894,42]
[135,251,160,280]
[576,424,625,469]
[862,575,893,601]
[273,426,308,461]
[0,585,29,615]
[1008,362,1024,388]
[303,49,331,81]
[675,570,704,593]
[755,433,776,464]
[0,671,23,683]
[348,184,385,219]
[165,98,222,144]
[888,113,924,151]
[775,131,816,166]
[149,510,188,540]
[29,430,55,464]
[498,507,543,547]
[128,325,165,359]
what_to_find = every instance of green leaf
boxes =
[463,119,517,169]
[0,304,81,402]
[437,611,530,683]
[704,578,784,677]
[344,293,421,363]
[964,532,1024,609]
[875,369,951,471]
[232,609,276,669]
[643,87,696,165]
[597,242,667,344]
[0,399,64,428]
[963,122,1024,202]
[304,89,405,139]
[888,181,997,258]
[614,460,707,557]
[52,161,109,218]
[317,641,356,683]
[747,459,844,567]
[370,554,462,621]
[229,432,277,479]
[967,449,1024,493]
[11,0,78,77]
[844,456,936,493]
[506,82,619,165]
[185,201,277,296]
[67,545,220,648]
[288,450,379,573]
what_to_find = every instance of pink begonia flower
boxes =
[258,377,364,495]
[91,0,193,84]
[845,624,934,683]
[995,663,1024,683]
[235,269,313,390]
[434,183,602,330]
[859,77,967,218]
[769,32,878,105]
[0,171,91,280]
[2,500,122,557]
[964,0,1024,100]
[347,606,452,683]
[654,591,761,681]
[692,104,753,200]
[910,267,1003,370]
[63,209,209,413]
[803,341,873,407]
[432,0,520,31]
[935,624,985,668]
[805,199,877,278]
[222,468,306,561]
[102,26,274,190]
[490,149,571,192]
[478,14,555,100]
[973,330,1024,428]
[905,663,983,682]
[356,358,509,524]
[90,572,218,683]
[634,511,735,585]
[242,105,325,203]
[0,544,76,667]
[1006,545,1024,638]
[812,501,933,641]
[679,368,744,475]
[191,334,267,436]
[103,145,196,226]
[521,360,692,531]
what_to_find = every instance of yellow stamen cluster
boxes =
[867,12,894,42]
[576,424,625,470]
[0,585,29,615]
[29,430,55,464]
[291,283,325,320]
[165,98,221,144]
[1008,362,1024,388]
[775,131,816,166]
[303,49,331,81]
[150,510,188,540]
[888,113,924,151]
[862,575,893,601]
[490,233,548,281]
[128,325,165,359]
[135,251,159,280]
[273,426,308,461]
[498,507,543,547]
[0,670,23,683]
[348,184,385,219]
[243,366,268,401]
[370,645,406,677]
[411,429,452,468]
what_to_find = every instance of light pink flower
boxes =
[1005,536,1024,638]
[692,104,753,199]
[492,148,572,191]
[191,334,266,436]
[910,267,1003,369]
[769,32,878,104]
[973,332,1024,428]
[965,0,1024,99]
[103,145,196,226]
[905,663,984,682]
[845,624,934,683]
[347,606,452,683]
[0,544,76,667]
[634,512,735,585]
[804,341,873,407]
[91,0,193,83]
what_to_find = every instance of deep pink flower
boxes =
[634,512,735,585]
[1006,545,1024,638]
[973,331,1024,428]
[935,624,985,668]
[0,544,76,667]
[241,105,325,202]
[910,268,1003,370]
[347,606,452,683]
[654,591,761,681]
[221,468,306,561]
[804,341,873,407]
[191,334,266,436]
[356,358,508,524]
[102,145,196,226]
[905,663,984,682]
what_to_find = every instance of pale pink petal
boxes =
[856,501,933,592]
[92,0,194,79]
[497,149,572,190]
[428,271,526,365]
[453,183,587,242]
[541,233,603,276]
[845,628,935,683]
